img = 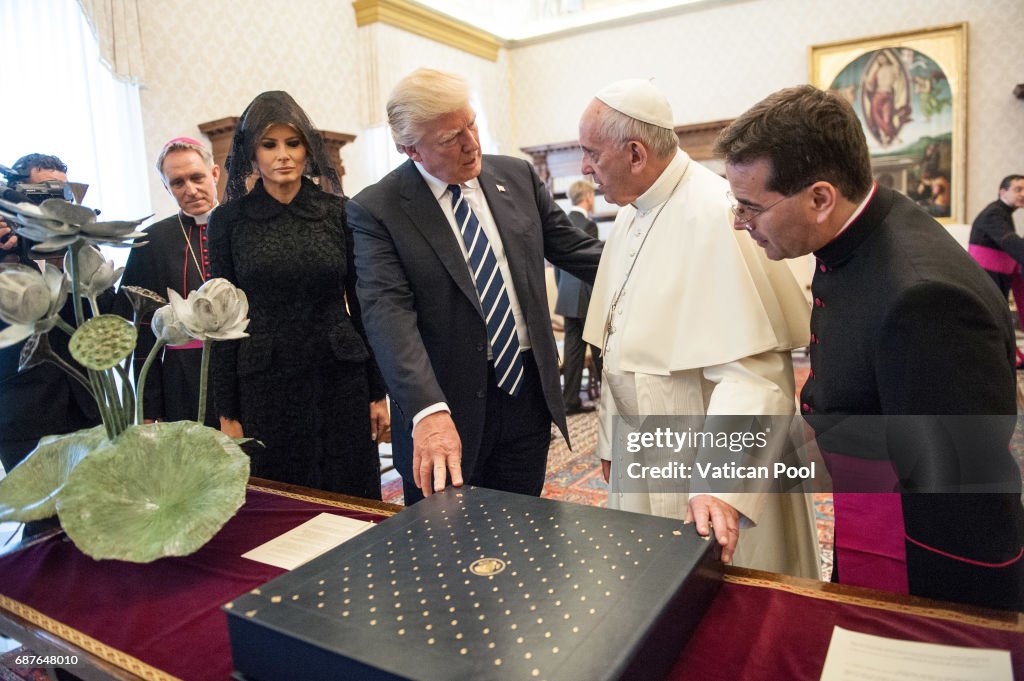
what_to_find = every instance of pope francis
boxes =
[579,79,819,578]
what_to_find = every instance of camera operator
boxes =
[1,154,71,264]
[0,153,109,487]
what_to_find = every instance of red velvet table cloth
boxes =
[1,485,1021,680]
[669,572,1024,680]
[0,485,392,680]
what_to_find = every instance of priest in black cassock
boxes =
[717,86,1024,611]
[114,137,220,426]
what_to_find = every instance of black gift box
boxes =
[225,486,722,681]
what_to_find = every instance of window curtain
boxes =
[75,0,146,84]
[0,0,151,267]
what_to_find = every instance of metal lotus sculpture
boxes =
[0,198,252,562]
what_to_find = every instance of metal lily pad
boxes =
[69,314,137,370]
[56,421,250,562]
[0,426,107,522]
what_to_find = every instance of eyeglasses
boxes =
[726,190,800,225]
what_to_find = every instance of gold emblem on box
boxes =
[469,557,506,576]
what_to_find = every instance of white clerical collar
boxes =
[632,150,689,215]
[184,204,217,225]
[414,161,481,200]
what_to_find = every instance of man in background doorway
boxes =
[114,137,220,426]
[968,174,1024,366]
[554,179,602,415]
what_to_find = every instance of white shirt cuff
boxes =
[412,402,451,432]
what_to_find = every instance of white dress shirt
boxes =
[411,162,531,429]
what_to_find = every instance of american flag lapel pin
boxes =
[496,184,506,193]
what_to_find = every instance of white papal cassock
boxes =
[583,149,820,578]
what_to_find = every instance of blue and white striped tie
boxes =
[449,184,524,396]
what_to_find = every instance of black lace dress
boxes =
[208,177,386,499]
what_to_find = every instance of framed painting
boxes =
[810,23,967,223]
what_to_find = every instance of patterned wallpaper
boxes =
[137,0,364,215]
[136,0,1022,222]
[137,0,510,213]
[346,22,514,195]
[508,0,1024,221]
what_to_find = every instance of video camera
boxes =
[0,164,76,204]
[0,164,89,259]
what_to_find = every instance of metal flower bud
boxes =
[167,278,250,341]
[151,305,193,346]
[66,245,124,298]
[0,264,50,325]
[0,262,69,348]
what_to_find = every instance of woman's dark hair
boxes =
[224,91,341,202]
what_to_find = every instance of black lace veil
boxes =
[223,90,342,202]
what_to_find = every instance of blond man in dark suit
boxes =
[349,69,603,504]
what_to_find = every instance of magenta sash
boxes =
[822,450,909,594]
[167,339,203,350]
[968,243,1018,274]
[969,244,1024,329]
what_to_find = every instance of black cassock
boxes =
[803,185,1024,611]
[114,212,218,426]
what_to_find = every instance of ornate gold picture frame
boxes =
[810,23,967,223]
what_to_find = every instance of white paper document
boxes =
[819,626,1012,681]
[242,512,373,570]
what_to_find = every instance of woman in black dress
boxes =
[208,91,388,499]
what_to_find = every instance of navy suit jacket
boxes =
[349,155,602,466]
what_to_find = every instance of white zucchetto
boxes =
[594,79,674,130]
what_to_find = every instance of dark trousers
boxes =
[399,351,552,505]
[0,437,38,474]
[985,269,1024,332]
[987,269,1013,298]
[561,317,601,409]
